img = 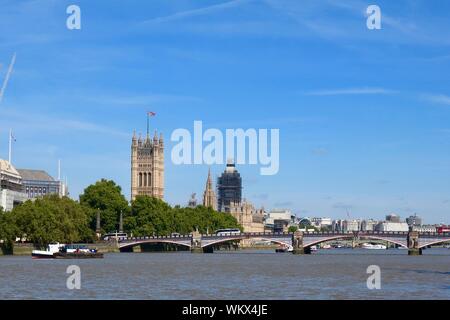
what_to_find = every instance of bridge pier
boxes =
[292,230,310,254]
[191,231,203,254]
[408,231,422,256]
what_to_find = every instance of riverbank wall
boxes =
[0,241,119,256]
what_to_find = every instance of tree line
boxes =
[0,179,240,248]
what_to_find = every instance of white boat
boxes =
[310,245,318,252]
[275,245,293,253]
[361,243,387,250]
[32,243,64,259]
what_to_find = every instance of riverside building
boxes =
[0,159,27,211]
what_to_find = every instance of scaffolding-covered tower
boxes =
[217,161,242,212]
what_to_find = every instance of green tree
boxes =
[125,196,173,236]
[11,195,94,248]
[125,196,241,236]
[79,179,129,234]
[0,208,18,252]
[288,225,299,233]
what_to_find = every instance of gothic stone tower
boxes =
[202,168,217,211]
[131,131,164,200]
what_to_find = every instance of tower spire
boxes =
[203,168,217,211]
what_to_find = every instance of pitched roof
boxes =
[17,169,55,182]
[0,159,21,178]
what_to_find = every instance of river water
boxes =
[0,249,449,300]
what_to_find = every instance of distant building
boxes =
[217,161,242,212]
[343,219,361,232]
[0,159,27,211]
[375,221,409,232]
[274,219,290,233]
[406,214,422,227]
[131,129,164,201]
[226,200,265,233]
[412,225,436,233]
[188,193,197,208]
[17,169,68,199]
[202,169,217,211]
[332,219,343,232]
[386,214,401,223]
[265,209,295,226]
[310,217,332,230]
[361,219,378,232]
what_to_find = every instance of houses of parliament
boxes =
[130,130,164,200]
[130,123,264,233]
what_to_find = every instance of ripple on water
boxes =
[0,249,449,300]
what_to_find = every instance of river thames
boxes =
[0,249,449,300]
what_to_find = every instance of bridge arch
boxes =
[418,239,450,249]
[304,234,408,248]
[119,239,192,251]
[201,237,291,249]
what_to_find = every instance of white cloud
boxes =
[423,94,450,106]
[142,0,248,24]
[304,87,397,96]
[0,109,128,138]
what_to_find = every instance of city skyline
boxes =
[1,0,450,223]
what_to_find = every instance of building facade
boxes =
[217,161,242,212]
[131,131,164,200]
[406,214,423,227]
[375,221,409,232]
[386,214,401,223]
[17,169,68,199]
[310,217,332,230]
[0,159,27,211]
[361,219,379,231]
[226,200,265,233]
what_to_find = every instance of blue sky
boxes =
[1,0,450,223]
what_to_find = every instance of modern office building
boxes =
[265,209,295,225]
[17,169,67,199]
[0,159,27,211]
[217,161,242,212]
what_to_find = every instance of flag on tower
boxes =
[146,112,156,137]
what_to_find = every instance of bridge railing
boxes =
[117,231,449,243]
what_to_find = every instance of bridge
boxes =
[117,230,450,255]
